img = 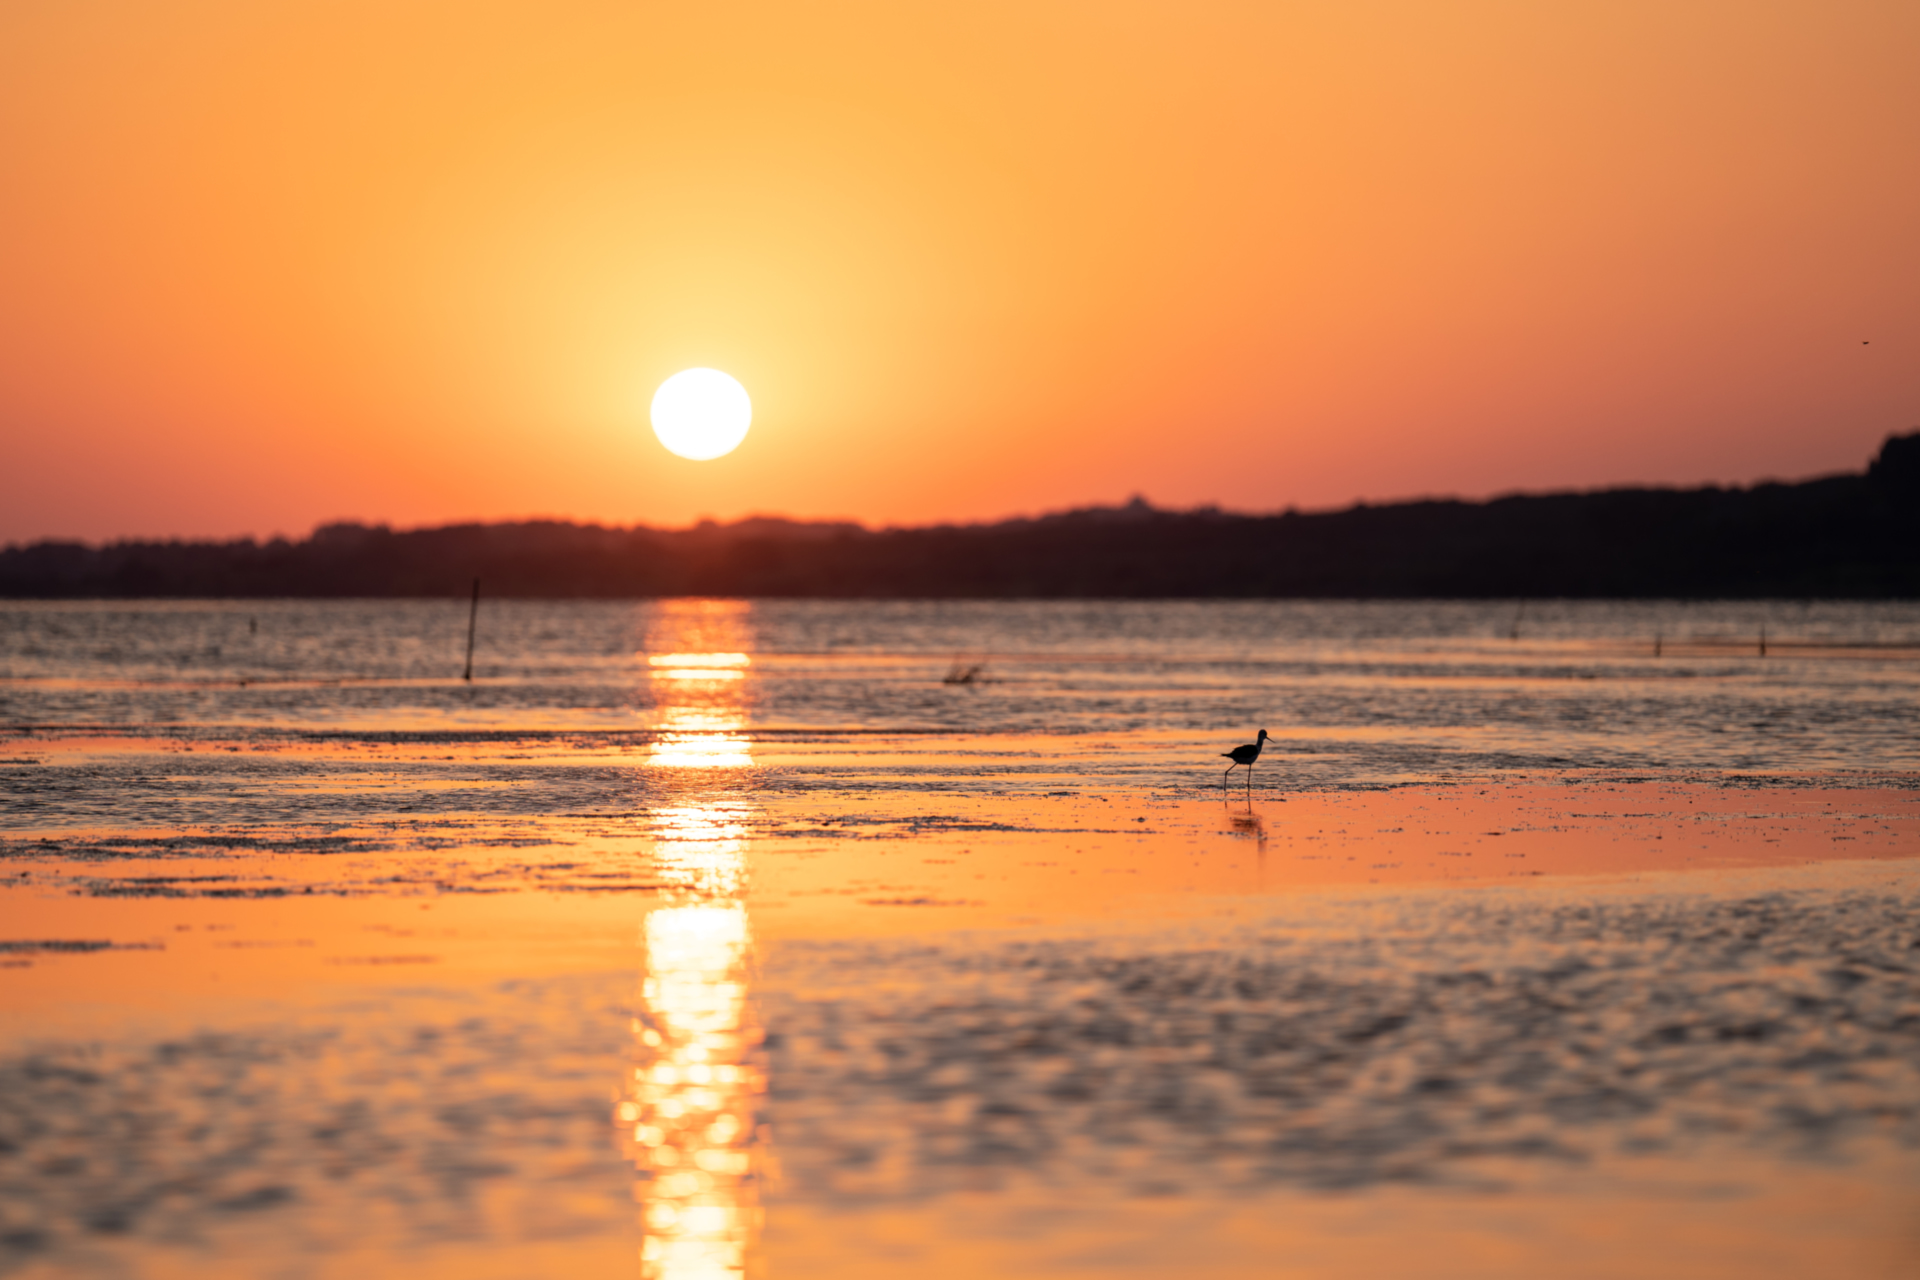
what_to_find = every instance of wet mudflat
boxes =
[2,600,1918,1278]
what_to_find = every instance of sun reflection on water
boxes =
[623,902,762,1280]
[649,652,751,678]
[649,804,752,900]
[623,600,764,1280]
[645,622,753,769]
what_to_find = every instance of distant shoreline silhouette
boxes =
[5,432,1916,600]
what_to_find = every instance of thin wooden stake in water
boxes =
[463,579,479,682]
[1759,624,1767,658]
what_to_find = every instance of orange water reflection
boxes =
[645,605,754,769]
[623,902,761,1280]
[623,600,764,1280]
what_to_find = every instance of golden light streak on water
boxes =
[650,804,752,899]
[624,901,762,1280]
[649,653,751,680]
[625,598,764,1278]
[645,602,755,769]
[648,710,755,770]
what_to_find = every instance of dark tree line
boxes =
[6,432,1916,599]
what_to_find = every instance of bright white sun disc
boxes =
[650,368,751,460]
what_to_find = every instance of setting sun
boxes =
[650,368,752,461]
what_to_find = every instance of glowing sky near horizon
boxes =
[1,0,1916,542]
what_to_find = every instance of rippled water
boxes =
[4,598,1918,778]
[2,599,1917,1279]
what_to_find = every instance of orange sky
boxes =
[2,0,1916,543]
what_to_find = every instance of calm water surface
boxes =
[4,598,1917,778]
[2,600,1917,1279]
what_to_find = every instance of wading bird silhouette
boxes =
[1221,730,1270,789]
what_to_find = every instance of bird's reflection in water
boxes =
[1226,801,1268,856]
[621,599,764,1280]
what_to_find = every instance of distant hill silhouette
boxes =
[5,432,1916,599]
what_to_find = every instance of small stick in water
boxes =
[1653,632,1662,658]
[1759,624,1767,658]
[463,579,480,682]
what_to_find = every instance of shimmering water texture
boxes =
[4,599,1917,778]
[2,600,1917,1279]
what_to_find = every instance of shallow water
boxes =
[2,599,1917,1278]
[4,599,1918,772]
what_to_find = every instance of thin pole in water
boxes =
[1653,632,1662,658]
[1759,624,1767,658]
[463,579,479,682]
